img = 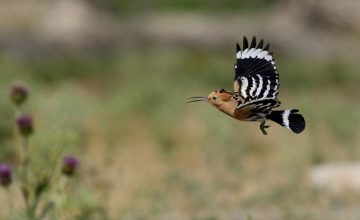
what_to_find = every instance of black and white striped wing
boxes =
[234,36,280,101]
[236,98,281,114]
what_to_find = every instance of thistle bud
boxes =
[11,84,28,106]
[16,114,34,137]
[0,164,12,187]
[62,156,79,176]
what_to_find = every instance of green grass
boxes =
[89,0,277,15]
[0,44,359,219]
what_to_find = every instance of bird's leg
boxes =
[260,121,270,135]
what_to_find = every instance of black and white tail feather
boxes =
[267,109,305,134]
[234,36,306,134]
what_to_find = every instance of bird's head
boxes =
[188,89,233,107]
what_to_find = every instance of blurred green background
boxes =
[1,0,360,219]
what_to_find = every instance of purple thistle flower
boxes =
[0,164,12,187]
[11,84,29,106]
[62,156,80,176]
[16,114,34,137]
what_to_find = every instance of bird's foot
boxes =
[260,121,270,135]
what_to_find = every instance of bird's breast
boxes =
[215,102,237,118]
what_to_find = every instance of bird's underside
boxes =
[230,96,280,134]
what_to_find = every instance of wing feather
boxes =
[236,98,280,113]
[234,37,279,103]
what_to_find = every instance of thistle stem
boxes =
[52,176,68,219]
[20,137,34,219]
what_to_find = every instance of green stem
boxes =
[22,137,30,182]
[39,201,55,220]
[14,108,21,118]
[30,193,41,220]
[53,176,68,219]
[58,176,68,194]
[14,106,35,219]
[20,137,34,219]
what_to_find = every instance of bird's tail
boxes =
[267,109,305,134]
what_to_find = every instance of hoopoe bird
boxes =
[188,36,305,135]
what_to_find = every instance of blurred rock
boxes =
[298,0,360,32]
[0,0,119,55]
[309,162,360,193]
[131,13,256,48]
[34,0,117,50]
[0,1,42,36]
[0,0,360,58]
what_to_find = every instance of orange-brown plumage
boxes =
[205,90,254,121]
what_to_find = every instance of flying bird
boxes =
[188,36,305,135]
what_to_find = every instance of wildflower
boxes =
[11,84,28,106]
[62,156,80,176]
[0,164,12,187]
[16,114,33,137]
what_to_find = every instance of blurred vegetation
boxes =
[89,0,277,14]
[0,0,360,219]
[1,44,360,219]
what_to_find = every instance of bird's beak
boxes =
[187,96,208,103]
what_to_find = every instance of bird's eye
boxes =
[213,97,216,100]
[220,89,225,93]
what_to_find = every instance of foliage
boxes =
[0,84,107,220]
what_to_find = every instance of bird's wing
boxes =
[234,36,280,101]
[236,98,281,114]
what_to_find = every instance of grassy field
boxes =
[1,45,360,219]
[1,1,360,219]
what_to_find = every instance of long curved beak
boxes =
[187,96,208,103]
